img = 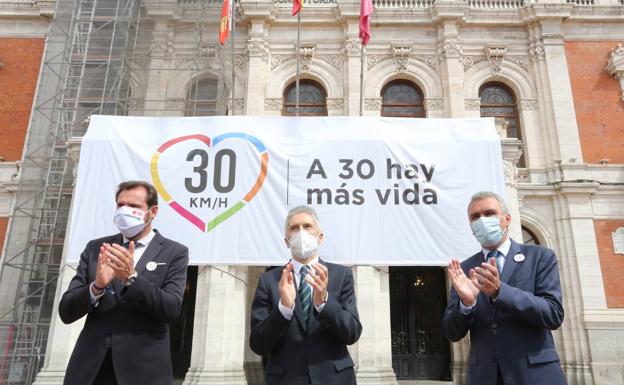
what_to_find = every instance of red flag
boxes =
[359,0,373,45]
[292,0,303,16]
[219,0,230,45]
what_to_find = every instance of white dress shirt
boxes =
[89,230,156,305]
[458,237,511,314]
[278,256,327,320]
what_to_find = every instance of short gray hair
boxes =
[467,191,509,215]
[284,205,322,234]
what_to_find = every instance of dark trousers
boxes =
[92,349,118,385]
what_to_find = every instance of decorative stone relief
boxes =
[508,56,529,71]
[486,46,507,75]
[343,39,361,57]
[612,227,624,255]
[151,37,175,61]
[518,99,538,111]
[606,43,624,101]
[234,54,246,70]
[392,45,411,74]
[326,98,344,110]
[463,55,486,71]
[367,55,390,70]
[299,45,315,74]
[317,55,341,70]
[465,98,481,111]
[264,98,282,110]
[528,40,545,61]
[165,98,186,110]
[414,55,437,70]
[364,98,382,110]
[424,98,443,110]
[271,55,291,70]
[227,98,245,111]
[437,40,462,59]
[503,160,517,187]
[247,40,269,62]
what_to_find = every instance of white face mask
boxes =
[289,230,319,260]
[114,206,148,239]
[470,215,505,247]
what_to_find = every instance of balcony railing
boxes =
[373,0,435,8]
[469,0,524,8]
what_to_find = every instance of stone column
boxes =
[184,265,249,385]
[352,266,398,385]
[342,21,363,116]
[32,265,84,385]
[143,18,175,116]
[243,20,269,115]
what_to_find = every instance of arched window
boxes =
[185,77,228,116]
[479,82,521,139]
[522,226,540,245]
[282,80,327,116]
[381,80,425,118]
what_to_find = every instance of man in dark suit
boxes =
[59,180,189,385]
[250,205,362,385]
[442,191,566,385]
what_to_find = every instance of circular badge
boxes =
[514,254,525,262]
[146,261,157,271]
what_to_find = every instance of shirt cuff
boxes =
[458,298,476,315]
[89,282,105,306]
[278,299,294,320]
[314,302,326,313]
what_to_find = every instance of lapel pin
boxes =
[514,254,525,262]
[146,261,166,271]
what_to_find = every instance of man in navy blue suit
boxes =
[442,191,566,385]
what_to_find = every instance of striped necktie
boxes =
[487,249,504,273]
[299,265,312,327]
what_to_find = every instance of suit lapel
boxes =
[135,231,164,274]
[306,259,329,336]
[500,239,522,284]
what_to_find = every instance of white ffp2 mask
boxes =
[289,230,319,260]
[113,206,147,239]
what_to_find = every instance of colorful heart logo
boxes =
[150,133,269,232]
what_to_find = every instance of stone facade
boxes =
[0,0,621,384]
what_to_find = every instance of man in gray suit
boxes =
[59,180,189,385]
[442,191,566,385]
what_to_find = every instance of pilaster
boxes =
[184,265,248,385]
[352,266,398,385]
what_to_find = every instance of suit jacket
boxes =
[58,230,189,385]
[249,259,362,385]
[441,239,566,385]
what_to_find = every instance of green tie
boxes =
[299,265,312,327]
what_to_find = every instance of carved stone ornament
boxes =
[227,98,245,111]
[271,55,291,70]
[612,227,624,255]
[234,55,246,70]
[317,55,341,70]
[392,45,411,74]
[299,45,315,74]
[247,40,269,62]
[463,55,486,71]
[343,39,361,57]
[519,99,538,111]
[503,160,517,187]
[605,43,624,101]
[367,55,390,70]
[508,56,529,71]
[486,46,507,75]
[326,98,345,110]
[437,40,462,59]
[529,40,545,61]
[465,98,481,111]
[414,55,437,70]
[264,98,282,110]
[424,98,443,110]
[364,98,382,110]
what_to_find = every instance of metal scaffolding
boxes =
[0,0,229,383]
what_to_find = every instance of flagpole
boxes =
[359,44,364,116]
[295,12,301,117]
[231,0,236,116]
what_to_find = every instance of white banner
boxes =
[67,115,505,266]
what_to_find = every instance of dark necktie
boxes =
[299,265,312,326]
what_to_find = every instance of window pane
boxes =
[381,80,425,118]
[479,83,520,140]
[283,80,327,116]
[186,78,219,116]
